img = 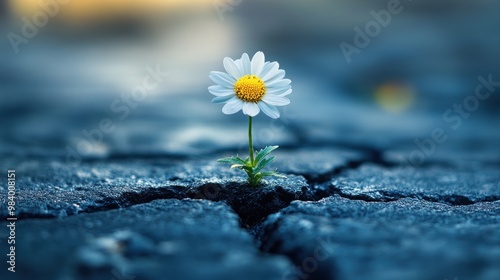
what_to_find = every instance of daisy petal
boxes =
[278,88,292,97]
[267,86,291,95]
[208,85,234,96]
[260,62,279,82]
[267,79,291,88]
[242,102,260,117]
[265,69,286,84]
[263,94,290,106]
[258,102,280,119]
[222,97,244,115]
[239,53,251,75]
[209,71,235,87]
[251,51,265,76]
[212,95,234,104]
[223,57,242,79]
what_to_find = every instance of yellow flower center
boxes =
[234,75,266,103]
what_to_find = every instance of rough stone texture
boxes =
[273,147,369,183]
[261,196,500,280]
[0,157,310,223]
[1,199,292,280]
[326,164,500,205]
[382,127,500,168]
[1,146,499,280]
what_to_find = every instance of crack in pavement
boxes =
[326,186,500,206]
[9,156,499,221]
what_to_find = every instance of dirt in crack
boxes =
[187,182,320,228]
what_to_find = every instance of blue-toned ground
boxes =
[1,142,499,280]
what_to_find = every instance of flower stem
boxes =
[248,116,255,166]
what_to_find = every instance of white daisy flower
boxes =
[209,51,291,119]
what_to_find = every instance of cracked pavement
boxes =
[1,143,499,280]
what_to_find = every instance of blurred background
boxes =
[1,0,499,164]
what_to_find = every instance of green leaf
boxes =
[254,156,275,173]
[230,164,245,169]
[261,171,287,178]
[255,146,279,165]
[236,164,254,174]
[217,156,247,165]
[217,146,285,188]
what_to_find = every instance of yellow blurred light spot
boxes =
[375,83,415,113]
[9,0,213,24]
